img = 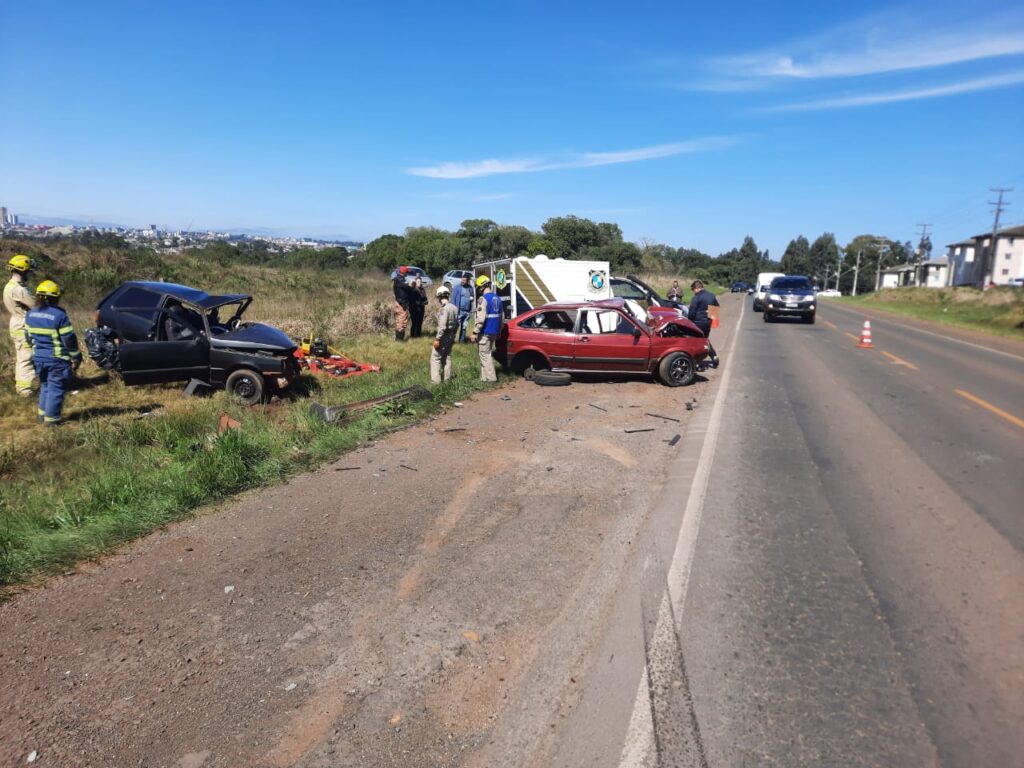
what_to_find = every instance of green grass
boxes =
[0,336,501,588]
[837,287,1024,341]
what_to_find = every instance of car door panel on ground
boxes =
[573,309,651,371]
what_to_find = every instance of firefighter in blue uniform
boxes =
[469,275,502,382]
[23,280,81,426]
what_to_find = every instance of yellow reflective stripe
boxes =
[58,325,74,334]
[23,326,66,357]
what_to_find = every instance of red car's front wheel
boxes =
[658,352,696,387]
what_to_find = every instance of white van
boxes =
[752,271,786,312]
[473,254,611,319]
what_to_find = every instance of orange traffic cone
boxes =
[857,318,873,348]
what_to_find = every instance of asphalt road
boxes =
[2,295,1021,767]
[672,296,1024,767]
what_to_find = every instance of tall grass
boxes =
[0,337,501,588]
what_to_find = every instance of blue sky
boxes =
[2,0,1023,256]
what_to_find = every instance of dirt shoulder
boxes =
[0,311,732,768]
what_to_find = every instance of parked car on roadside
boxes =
[817,288,842,297]
[86,281,299,404]
[495,297,709,387]
[389,266,433,287]
[610,275,688,317]
[763,275,817,323]
[441,269,474,288]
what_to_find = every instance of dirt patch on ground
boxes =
[0,359,717,767]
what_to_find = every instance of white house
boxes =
[945,239,977,286]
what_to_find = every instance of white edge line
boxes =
[618,299,746,767]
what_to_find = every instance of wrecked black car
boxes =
[86,281,298,404]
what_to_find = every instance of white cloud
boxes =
[406,138,733,179]
[702,8,1024,88]
[765,70,1024,111]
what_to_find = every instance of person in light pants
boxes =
[469,275,502,383]
[430,285,459,383]
[3,255,39,397]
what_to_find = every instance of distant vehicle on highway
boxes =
[496,297,709,387]
[1008,277,1024,287]
[763,275,817,324]
[817,289,842,297]
[752,271,786,312]
[730,281,748,293]
[390,266,433,287]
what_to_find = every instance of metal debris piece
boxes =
[442,427,465,433]
[588,403,608,412]
[645,412,680,422]
[310,385,433,424]
[624,428,656,434]
[668,434,681,446]
[334,466,361,471]
[399,464,418,472]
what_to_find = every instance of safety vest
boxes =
[482,292,503,336]
[24,305,82,362]
[3,277,36,336]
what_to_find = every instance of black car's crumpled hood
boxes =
[210,323,296,353]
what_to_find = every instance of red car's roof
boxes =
[532,297,628,311]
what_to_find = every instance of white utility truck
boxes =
[473,254,611,320]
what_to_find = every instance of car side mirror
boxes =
[633,328,642,339]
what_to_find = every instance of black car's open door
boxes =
[116,306,210,385]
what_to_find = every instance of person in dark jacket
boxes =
[392,266,412,341]
[687,280,720,369]
[408,276,428,338]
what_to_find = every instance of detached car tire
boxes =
[226,368,265,405]
[658,352,696,387]
[533,370,571,387]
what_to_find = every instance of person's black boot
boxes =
[710,357,720,369]
[395,331,405,342]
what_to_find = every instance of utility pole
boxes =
[874,237,890,292]
[852,250,862,296]
[915,223,931,286]
[836,253,842,292]
[983,188,1012,287]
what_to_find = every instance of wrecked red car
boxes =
[495,297,710,386]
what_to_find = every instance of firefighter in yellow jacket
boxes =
[3,255,40,397]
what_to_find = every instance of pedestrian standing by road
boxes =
[450,273,474,343]
[3,254,39,397]
[666,279,683,303]
[687,279,720,369]
[430,285,460,384]
[24,280,81,426]
[392,266,412,342]
[468,275,502,382]
[409,276,428,338]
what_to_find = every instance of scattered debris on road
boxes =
[399,464,418,472]
[624,427,656,434]
[668,434,681,446]
[645,412,680,422]
[588,403,608,412]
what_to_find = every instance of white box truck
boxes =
[473,254,611,319]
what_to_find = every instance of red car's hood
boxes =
[650,313,704,336]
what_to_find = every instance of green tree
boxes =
[808,233,840,286]
[735,235,762,284]
[780,236,811,275]
[456,219,500,261]
[496,225,532,259]
[527,236,556,257]
[541,215,603,259]
[364,234,404,270]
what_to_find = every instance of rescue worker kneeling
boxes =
[469,275,502,383]
[24,280,81,426]
[430,285,459,383]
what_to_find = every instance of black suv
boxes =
[610,275,688,316]
[87,281,298,403]
[763,275,816,324]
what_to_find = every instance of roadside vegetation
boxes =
[838,287,1024,340]
[0,236,502,589]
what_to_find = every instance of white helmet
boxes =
[436,286,450,297]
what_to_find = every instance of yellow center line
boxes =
[955,389,1024,430]
[881,350,918,370]
[844,332,860,343]
[823,320,838,330]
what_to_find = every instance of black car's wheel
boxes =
[533,370,571,387]
[226,368,265,405]
[804,313,816,324]
[658,352,696,387]
[763,311,772,322]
